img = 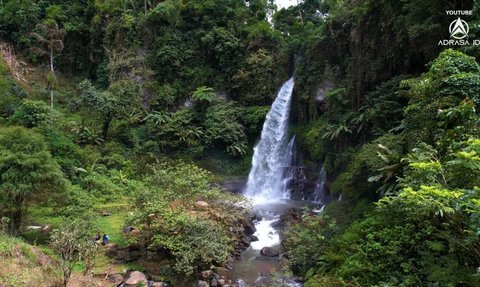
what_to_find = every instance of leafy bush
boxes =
[129,161,248,276]
[10,99,58,128]
[287,137,480,287]
[403,49,480,146]
[284,213,337,276]
[241,105,270,135]
[204,102,248,156]
[330,133,405,198]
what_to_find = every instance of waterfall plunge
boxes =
[245,78,294,203]
[312,165,327,204]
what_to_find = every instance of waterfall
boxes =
[279,136,296,199]
[245,78,295,202]
[312,165,327,204]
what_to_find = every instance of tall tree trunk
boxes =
[102,116,113,141]
[9,197,25,236]
[296,0,304,24]
[50,49,54,73]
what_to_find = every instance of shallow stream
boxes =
[229,200,321,287]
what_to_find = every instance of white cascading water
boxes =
[245,78,295,203]
[312,165,327,204]
[278,136,296,199]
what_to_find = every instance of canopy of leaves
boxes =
[0,126,65,234]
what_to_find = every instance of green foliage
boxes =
[330,133,404,199]
[241,105,270,135]
[0,0,40,48]
[362,76,410,135]
[191,86,216,103]
[232,49,283,106]
[71,125,105,146]
[130,161,248,275]
[303,118,329,161]
[60,184,94,219]
[10,99,58,128]
[0,126,66,234]
[403,49,480,146]
[284,213,337,276]
[204,102,248,156]
[40,127,87,178]
[0,62,25,120]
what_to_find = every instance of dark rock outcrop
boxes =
[260,247,280,257]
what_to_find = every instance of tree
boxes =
[31,22,66,108]
[77,79,142,141]
[0,126,65,234]
[50,220,97,286]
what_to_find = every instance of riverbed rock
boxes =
[107,273,124,284]
[116,249,143,262]
[151,281,166,287]
[225,261,234,271]
[195,201,209,209]
[260,247,279,257]
[210,278,218,287]
[217,279,226,286]
[125,271,147,286]
[201,270,214,279]
[197,280,209,287]
[250,235,259,242]
[105,243,118,257]
[241,219,256,236]
[241,236,251,246]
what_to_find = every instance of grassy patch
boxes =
[96,213,128,246]
[0,234,61,286]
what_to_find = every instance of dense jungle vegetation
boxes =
[0,0,479,286]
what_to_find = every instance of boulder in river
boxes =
[260,247,279,257]
[125,271,147,286]
[241,236,251,246]
[197,280,209,287]
[241,219,256,236]
[249,235,259,242]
